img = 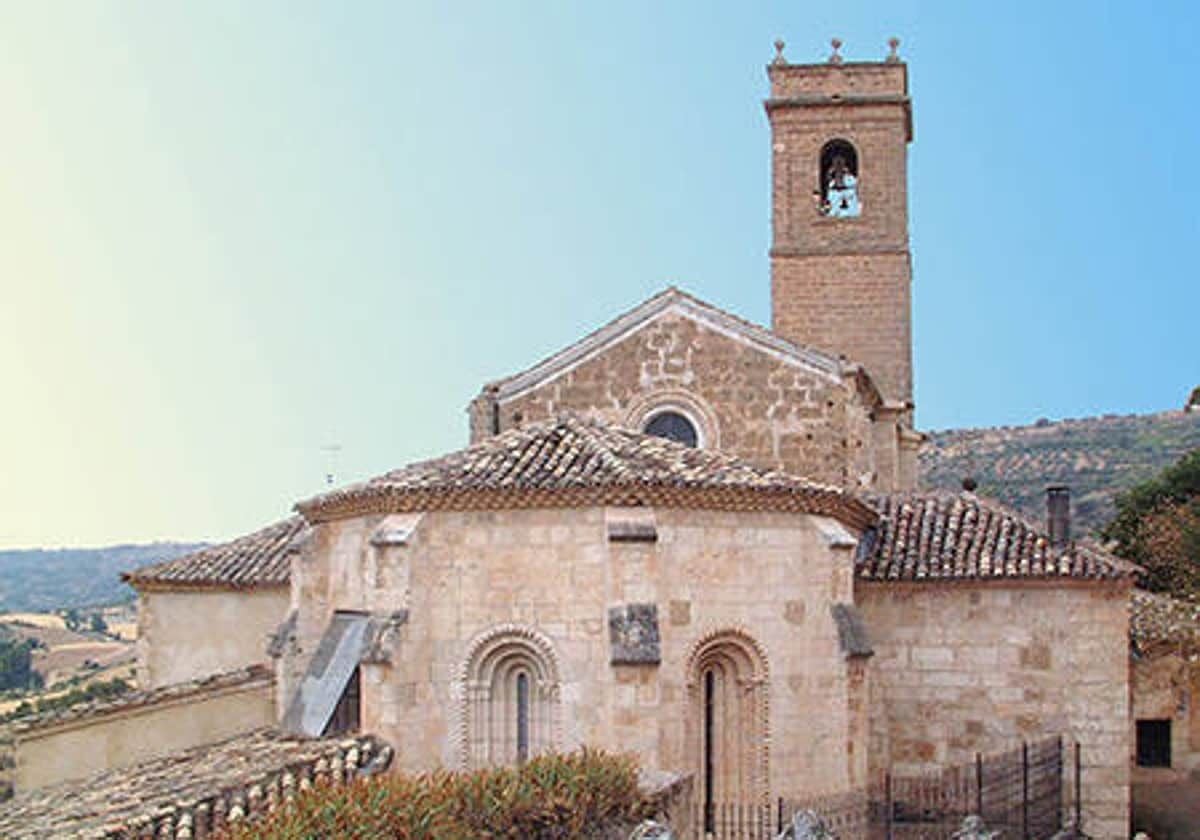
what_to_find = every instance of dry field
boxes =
[0,613,137,714]
[34,640,134,687]
[0,613,66,630]
[107,621,138,642]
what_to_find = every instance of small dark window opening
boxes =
[324,666,362,736]
[1136,719,1171,767]
[516,671,530,764]
[703,668,716,834]
[644,411,698,448]
[819,139,860,218]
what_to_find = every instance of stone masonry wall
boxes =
[766,60,913,405]
[289,506,864,801]
[858,582,1131,840]
[490,311,893,490]
[771,252,912,407]
[138,587,289,688]
[1131,655,1200,777]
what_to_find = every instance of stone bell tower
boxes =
[766,38,914,408]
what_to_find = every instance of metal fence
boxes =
[693,737,1074,840]
[866,736,1067,839]
[690,801,775,839]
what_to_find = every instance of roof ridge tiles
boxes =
[294,414,872,528]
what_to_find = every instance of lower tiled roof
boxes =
[858,492,1135,583]
[123,517,305,590]
[0,729,391,839]
[124,490,1135,590]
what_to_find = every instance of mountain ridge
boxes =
[920,408,1200,536]
[0,543,207,613]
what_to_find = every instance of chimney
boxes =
[1046,486,1071,550]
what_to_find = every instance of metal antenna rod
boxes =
[320,444,343,487]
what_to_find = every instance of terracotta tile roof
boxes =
[296,415,878,530]
[858,492,1135,583]
[123,517,305,590]
[1131,589,1200,660]
[9,665,271,735]
[0,729,391,839]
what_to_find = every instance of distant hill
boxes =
[0,544,206,613]
[920,409,1200,537]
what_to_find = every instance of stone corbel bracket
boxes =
[830,603,874,659]
[266,610,299,659]
[370,513,424,548]
[607,507,658,543]
[360,609,410,665]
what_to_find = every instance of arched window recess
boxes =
[643,410,700,448]
[818,139,861,218]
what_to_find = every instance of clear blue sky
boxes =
[1,2,1196,547]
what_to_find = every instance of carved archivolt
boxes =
[456,624,563,769]
[625,389,721,449]
[684,626,771,684]
[684,627,771,806]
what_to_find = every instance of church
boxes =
[10,43,1142,839]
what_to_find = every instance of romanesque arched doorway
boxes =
[685,629,770,832]
[459,624,561,769]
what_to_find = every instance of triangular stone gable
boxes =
[487,287,846,403]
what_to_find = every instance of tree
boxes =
[89,613,108,635]
[0,637,42,692]
[1102,449,1200,599]
[62,608,81,632]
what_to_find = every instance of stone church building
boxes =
[68,45,1140,838]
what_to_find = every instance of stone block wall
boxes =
[289,506,865,801]
[770,252,912,406]
[137,586,289,688]
[481,311,900,490]
[1131,654,1200,778]
[858,581,1131,839]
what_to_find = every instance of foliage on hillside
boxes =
[1101,450,1200,600]
[0,676,131,724]
[921,410,1200,536]
[0,542,205,613]
[0,628,42,693]
[220,749,654,840]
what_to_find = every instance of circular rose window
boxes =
[643,411,698,448]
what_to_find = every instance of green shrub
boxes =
[220,749,654,840]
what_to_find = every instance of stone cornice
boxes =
[764,93,910,109]
[12,666,274,738]
[132,580,289,594]
[856,576,1133,592]
[297,485,879,534]
[770,246,911,258]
